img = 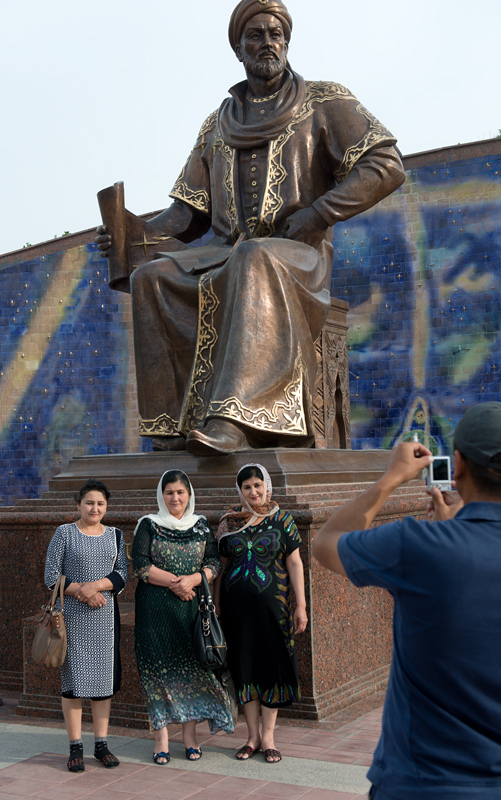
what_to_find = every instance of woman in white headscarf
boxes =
[215,464,308,764]
[132,469,233,766]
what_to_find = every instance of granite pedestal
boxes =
[0,449,429,724]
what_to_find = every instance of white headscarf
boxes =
[133,470,203,535]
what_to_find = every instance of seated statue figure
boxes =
[96,0,405,456]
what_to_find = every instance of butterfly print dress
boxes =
[219,509,301,707]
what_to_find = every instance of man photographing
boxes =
[313,402,501,800]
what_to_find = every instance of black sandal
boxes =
[94,742,120,768]
[153,751,171,765]
[185,746,202,760]
[67,743,84,772]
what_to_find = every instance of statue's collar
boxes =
[218,68,306,149]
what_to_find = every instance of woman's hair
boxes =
[237,465,264,488]
[75,479,110,504]
[161,470,191,494]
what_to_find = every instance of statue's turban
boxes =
[228,0,292,52]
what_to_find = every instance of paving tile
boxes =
[186,788,250,800]
[106,776,165,794]
[83,789,142,800]
[0,794,39,800]
[279,744,326,759]
[312,752,359,764]
[135,784,209,800]
[272,729,307,743]
[170,773,226,789]
[0,779,57,796]
[136,767,189,781]
[328,741,373,753]
[301,790,358,800]
[247,782,310,798]
[36,786,111,800]
[353,755,373,767]
[217,776,269,793]
[295,733,346,746]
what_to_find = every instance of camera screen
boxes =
[432,458,450,481]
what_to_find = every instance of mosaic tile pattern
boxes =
[334,152,501,454]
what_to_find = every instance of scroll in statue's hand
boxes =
[95,224,112,257]
[283,207,329,249]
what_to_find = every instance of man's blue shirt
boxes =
[338,502,501,798]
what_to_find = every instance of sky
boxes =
[1,0,499,255]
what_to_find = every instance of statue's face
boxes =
[236,13,288,81]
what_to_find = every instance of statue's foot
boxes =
[185,420,248,456]
[151,436,186,452]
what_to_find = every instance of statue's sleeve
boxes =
[309,85,405,226]
[169,111,217,217]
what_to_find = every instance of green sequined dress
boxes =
[132,516,233,732]
[219,508,301,708]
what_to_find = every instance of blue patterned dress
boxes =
[45,524,129,698]
[132,516,233,733]
[219,509,301,707]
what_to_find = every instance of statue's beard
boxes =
[243,51,287,80]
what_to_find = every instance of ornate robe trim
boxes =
[335,103,396,184]
[170,169,211,214]
[208,354,308,435]
[179,273,220,434]
[169,111,217,214]
[217,134,240,237]
[254,82,356,235]
[139,413,179,437]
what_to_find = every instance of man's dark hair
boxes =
[455,444,501,499]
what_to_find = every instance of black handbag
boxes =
[193,570,227,670]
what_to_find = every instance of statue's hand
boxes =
[95,224,112,258]
[283,207,328,249]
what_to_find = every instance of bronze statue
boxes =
[96,0,405,456]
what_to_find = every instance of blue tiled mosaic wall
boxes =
[1,148,500,505]
[333,152,501,455]
[0,245,148,506]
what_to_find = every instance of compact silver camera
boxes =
[426,456,452,492]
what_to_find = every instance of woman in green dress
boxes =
[215,463,308,763]
[132,469,233,765]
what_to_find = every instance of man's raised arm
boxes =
[312,442,433,576]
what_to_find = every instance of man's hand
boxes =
[283,207,328,249]
[312,441,433,576]
[383,441,433,491]
[426,484,464,521]
[95,224,112,257]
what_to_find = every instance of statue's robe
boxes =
[131,79,405,445]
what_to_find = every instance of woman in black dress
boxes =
[132,469,233,766]
[215,463,307,763]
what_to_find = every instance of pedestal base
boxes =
[1,449,429,723]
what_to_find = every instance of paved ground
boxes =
[0,692,384,799]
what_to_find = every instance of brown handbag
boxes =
[32,575,67,668]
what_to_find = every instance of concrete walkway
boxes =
[0,693,384,799]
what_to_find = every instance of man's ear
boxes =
[453,449,466,480]
[235,44,243,62]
